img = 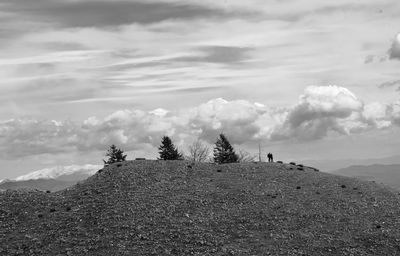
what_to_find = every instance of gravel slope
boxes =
[1,160,400,255]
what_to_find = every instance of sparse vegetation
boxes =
[186,139,210,162]
[213,133,238,164]
[103,144,127,166]
[237,149,256,163]
[158,136,183,160]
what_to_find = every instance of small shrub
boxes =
[277,161,283,164]
[289,162,296,165]
[135,158,146,160]
[297,167,304,171]
[217,169,222,173]
[296,186,301,189]
[297,164,304,167]
[49,208,56,213]
[117,163,122,167]
[38,213,43,218]
[187,165,192,169]
[341,185,346,188]
[316,191,320,195]
[353,187,358,190]
[46,190,51,193]
[66,206,71,212]
[376,224,381,229]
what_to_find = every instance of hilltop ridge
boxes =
[1,160,400,255]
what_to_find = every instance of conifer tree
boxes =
[103,144,127,166]
[158,136,183,160]
[213,133,239,164]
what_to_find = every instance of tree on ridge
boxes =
[213,133,239,164]
[186,139,211,162]
[103,144,127,166]
[158,136,183,160]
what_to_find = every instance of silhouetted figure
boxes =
[267,153,274,162]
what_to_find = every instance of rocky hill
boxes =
[1,160,400,255]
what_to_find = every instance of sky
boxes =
[0,0,400,179]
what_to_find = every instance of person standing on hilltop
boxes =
[270,153,274,162]
[267,153,274,162]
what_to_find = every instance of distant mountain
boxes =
[302,155,400,172]
[0,164,102,192]
[332,164,400,191]
[15,164,102,181]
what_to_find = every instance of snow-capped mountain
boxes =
[15,164,102,181]
[0,164,102,192]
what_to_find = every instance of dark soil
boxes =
[1,160,400,255]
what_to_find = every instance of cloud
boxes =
[270,85,365,141]
[379,79,400,91]
[0,86,399,159]
[389,33,400,60]
[174,46,254,64]
[1,0,253,28]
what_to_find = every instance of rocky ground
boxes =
[1,160,400,255]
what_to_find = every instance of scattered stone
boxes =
[117,163,123,167]
[217,169,222,173]
[297,167,304,171]
[353,187,358,190]
[187,165,192,169]
[297,164,304,168]
[50,208,56,213]
[97,169,103,173]
[38,213,43,218]
[296,186,301,189]
[289,162,296,165]
[316,191,320,195]
[46,190,51,193]
[66,206,71,212]
[277,161,283,164]
[376,224,381,229]
[341,185,346,188]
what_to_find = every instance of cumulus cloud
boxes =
[0,86,399,159]
[270,85,365,141]
[389,33,400,60]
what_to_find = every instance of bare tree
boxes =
[186,139,211,162]
[237,149,256,163]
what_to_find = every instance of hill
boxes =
[332,164,400,191]
[1,160,400,255]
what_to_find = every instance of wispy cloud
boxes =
[0,0,255,28]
